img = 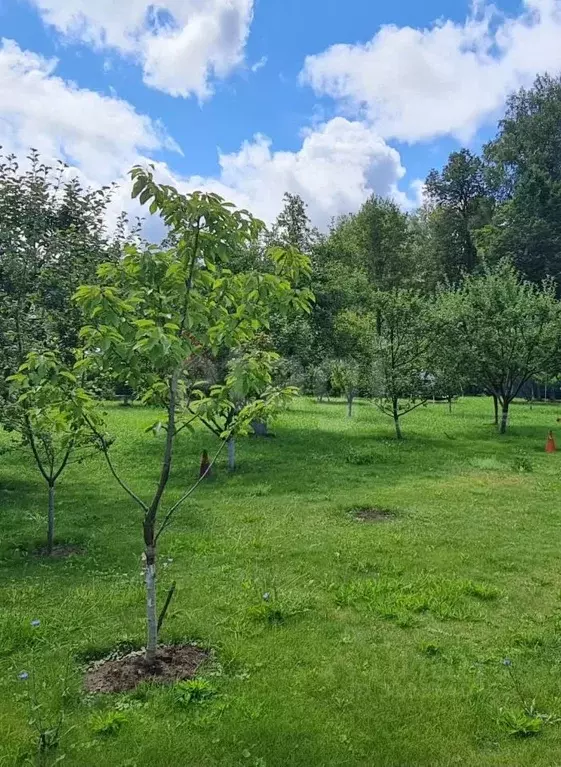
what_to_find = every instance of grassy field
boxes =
[2,396,561,766]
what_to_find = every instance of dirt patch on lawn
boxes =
[351,507,396,523]
[32,544,84,559]
[85,645,209,693]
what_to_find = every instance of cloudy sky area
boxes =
[1,0,561,229]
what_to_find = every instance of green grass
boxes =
[2,396,561,766]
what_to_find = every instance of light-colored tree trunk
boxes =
[392,398,402,440]
[145,545,157,664]
[47,483,55,556]
[500,402,509,434]
[347,393,353,418]
[227,437,236,471]
[251,421,268,437]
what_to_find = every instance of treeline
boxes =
[259,74,561,435]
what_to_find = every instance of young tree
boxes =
[187,349,295,470]
[330,309,372,417]
[331,360,361,417]
[370,289,435,439]
[308,360,334,402]
[7,352,98,555]
[430,293,471,411]
[439,261,561,433]
[75,169,312,663]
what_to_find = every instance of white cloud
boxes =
[0,39,414,233]
[301,0,561,142]
[0,38,177,183]
[172,117,414,228]
[251,55,268,73]
[29,0,254,98]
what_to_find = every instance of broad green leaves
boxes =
[75,170,313,432]
[7,351,101,483]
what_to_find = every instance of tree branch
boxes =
[82,412,148,512]
[155,439,227,542]
[52,439,75,483]
[22,413,50,483]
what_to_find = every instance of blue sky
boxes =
[0,0,560,227]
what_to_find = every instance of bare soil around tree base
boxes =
[85,644,209,693]
[32,543,84,558]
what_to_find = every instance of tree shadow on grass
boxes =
[212,415,555,500]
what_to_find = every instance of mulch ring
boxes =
[32,544,84,559]
[85,645,209,694]
[351,507,397,523]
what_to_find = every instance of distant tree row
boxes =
[259,74,561,437]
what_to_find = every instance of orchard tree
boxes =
[7,352,98,555]
[331,360,361,417]
[308,360,334,402]
[430,295,471,411]
[440,261,561,433]
[0,149,130,412]
[330,310,372,417]
[187,349,295,470]
[75,169,312,663]
[370,289,435,439]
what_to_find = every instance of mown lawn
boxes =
[2,396,561,766]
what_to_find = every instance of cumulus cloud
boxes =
[0,38,415,232]
[301,0,561,142]
[177,117,414,228]
[28,0,254,98]
[0,38,177,182]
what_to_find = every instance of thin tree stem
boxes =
[155,440,227,541]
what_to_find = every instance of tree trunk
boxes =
[227,437,236,471]
[145,544,158,664]
[392,398,402,440]
[251,421,268,437]
[499,401,509,434]
[448,396,453,414]
[493,395,499,426]
[143,369,179,663]
[47,483,55,556]
[347,393,353,418]
[545,380,549,401]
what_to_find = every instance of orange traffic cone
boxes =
[546,431,557,453]
[199,450,211,478]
